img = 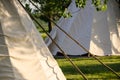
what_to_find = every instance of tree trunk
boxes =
[48,15,53,33]
[48,20,52,33]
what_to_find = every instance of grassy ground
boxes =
[56,56,120,80]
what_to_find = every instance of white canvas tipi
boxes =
[46,0,120,56]
[89,0,120,56]
[0,0,66,80]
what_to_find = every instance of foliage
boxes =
[92,0,108,11]
[31,0,71,20]
[75,0,108,11]
[21,0,109,32]
[22,0,108,19]
[25,3,32,12]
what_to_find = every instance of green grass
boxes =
[56,56,120,80]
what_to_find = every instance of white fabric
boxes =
[46,0,120,56]
[45,28,57,46]
[47,0,94,55]
[0,0,66,80]
[89,0,120,56]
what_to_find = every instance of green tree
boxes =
[30,0,71,32]
[21,0,108,32]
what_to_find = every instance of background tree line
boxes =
[21,0,109,32]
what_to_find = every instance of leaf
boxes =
[63,8,72,18]
[101,4,107,11]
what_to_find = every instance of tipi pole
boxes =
[28,0,120,78]
[18,0,88,80]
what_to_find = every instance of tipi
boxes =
[45,0,120,56]
[0,0,66,80]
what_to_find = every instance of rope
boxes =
[18,0,88,80]
[28,0,120,79]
